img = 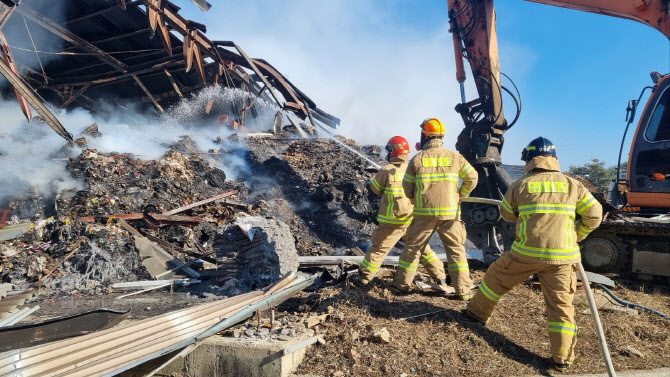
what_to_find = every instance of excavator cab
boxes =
[626,74,670,210]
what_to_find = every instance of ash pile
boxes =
[244,132,384,256]
[0,127,383,301]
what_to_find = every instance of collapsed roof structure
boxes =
[0,0,339,141]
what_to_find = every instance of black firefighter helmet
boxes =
[521,136,557,163]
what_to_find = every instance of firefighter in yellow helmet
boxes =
[356,136,446,286]
[466,136,603,372]
[391,118,478,299]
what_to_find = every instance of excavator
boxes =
[447,0,670,279]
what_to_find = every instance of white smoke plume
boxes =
[0,87,283,208]
[177,0,537,162]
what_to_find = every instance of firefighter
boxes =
[357,136,445,286]
[391,118,478,299]
[466,136,603,372]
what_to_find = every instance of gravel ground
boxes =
[285,268,670,377]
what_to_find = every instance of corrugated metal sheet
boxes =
[0,274,313,377]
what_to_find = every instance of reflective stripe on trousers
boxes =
[548,321,576,335]
[361,258,380,272]
[421,252,438,265]
[377,214,413,225]
[448,262,469,272]
[479,280,501,302]
[398,259,418,270]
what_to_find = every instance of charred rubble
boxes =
[0,127,385,299]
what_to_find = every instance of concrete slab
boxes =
[156,332,316,377]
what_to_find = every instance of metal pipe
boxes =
[577,262,617,377]
[460,197,501,205]
[460,81,466,104]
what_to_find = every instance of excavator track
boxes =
[581,214,670,279]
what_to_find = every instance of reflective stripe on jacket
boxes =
[369,155,414,227]
[402,139,478,220]
[501,156,603,264]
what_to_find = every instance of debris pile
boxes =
[245,133,384,255]
[226,310,325,341]
[1,127,385,301]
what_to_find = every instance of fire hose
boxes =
[597,284,668,319]
[462,197,617,377]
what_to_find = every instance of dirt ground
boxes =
[284,268,670,377]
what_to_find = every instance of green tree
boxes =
[566,158,612,192]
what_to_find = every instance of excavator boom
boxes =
[526,0,670,39]
[448,0,670,263]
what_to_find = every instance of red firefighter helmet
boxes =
[385,136,410,157]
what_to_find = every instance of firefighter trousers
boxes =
[467,252,578,365]
[359,224,443,284]
[392,217,469,294]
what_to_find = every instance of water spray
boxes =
[292,112,381,169]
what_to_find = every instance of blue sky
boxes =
[174,0,668,169]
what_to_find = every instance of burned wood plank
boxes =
[0,58,72,141]
[0,32,31,121]
[164,68,183,98]
[133,74,163,112]
[146,213,201,226]
[79,213,144,223]
[141,0,221,61]
[162,190,239,215]
[132,234,200,279]
[141,232,217,265]
[17,5,129,72]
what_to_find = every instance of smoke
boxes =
[0,87,283,210]
[1,1,67,74]
[191,0,465,152]
[178,0,539,163]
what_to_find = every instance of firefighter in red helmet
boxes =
[356,136,446,286]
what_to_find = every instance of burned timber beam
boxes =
[16,5,129,72]
[0,58,72,141]
[0,32,31,121]
[0,1,16,29]
[164,69,183,98]
[133,75,163,112]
